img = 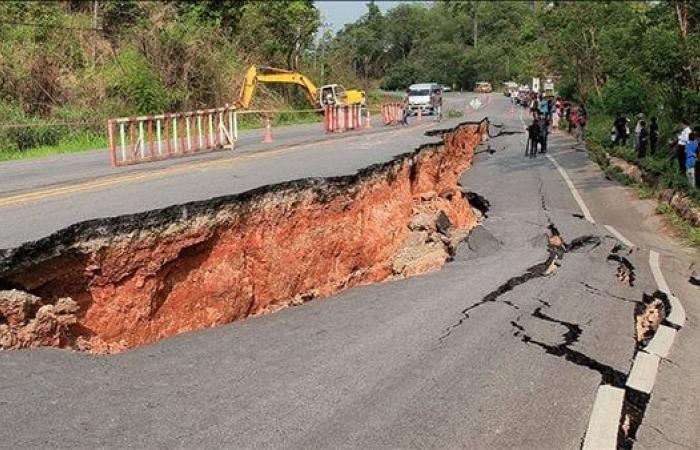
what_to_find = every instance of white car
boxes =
[407,83,440,115]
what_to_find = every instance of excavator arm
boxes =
[235,65,319,109]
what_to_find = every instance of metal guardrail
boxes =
[107,106,238,167]
[107,107,326,167]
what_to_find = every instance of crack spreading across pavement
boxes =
[439,218,601,341]
[0,120,489,354]
[512,307,628,388]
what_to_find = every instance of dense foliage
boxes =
[0,0,319,153]
[331,1,700,124]
[3,0,700,163]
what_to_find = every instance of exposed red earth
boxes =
[0,120,487,353]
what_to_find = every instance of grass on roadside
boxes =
[0,111,324,163]
[573,115,700,249]
[0,132,107,162]
[656,202,700,247]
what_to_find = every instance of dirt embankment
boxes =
[0,120,488,353]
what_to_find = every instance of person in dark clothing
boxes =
[565,103,574,134]
[637,120,649,160]
[539,114,549,153]
[649,116,659,155]
[527,118,541,158]
[401,89,410,126]
[613,113,628,146]
[575,103,588,146]
[529,94,539,120]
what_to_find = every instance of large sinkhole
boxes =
[0,120,488,354]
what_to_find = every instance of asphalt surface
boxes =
[1,93,698,448]
[0,93,470,247]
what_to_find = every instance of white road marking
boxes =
[626,351,661,394]
[649,250,686,328]
[545,154,596,223]
[512,100,681,440]
[582,385,626,450]
[644,325,677,358]
[603,225,634,247]
[517,106,595,222]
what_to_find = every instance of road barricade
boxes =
[381,103,404,125]
[107,105,238,167]
[323,104,363,133]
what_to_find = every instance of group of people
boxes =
[612,114,699,188]
[524,93,588,158]
[611,113,659,159]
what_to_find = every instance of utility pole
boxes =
[472,0,478,48]
[92,0,98,67]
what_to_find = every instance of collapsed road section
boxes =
[0,120,489,354]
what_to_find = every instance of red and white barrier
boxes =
[323,105,364,133]
[381,103,405,125]
[107,105,237,167]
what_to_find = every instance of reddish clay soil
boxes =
[0,120,487,353]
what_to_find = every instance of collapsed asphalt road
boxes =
[0,94,696,448]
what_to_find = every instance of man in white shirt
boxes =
[677,119,692,173]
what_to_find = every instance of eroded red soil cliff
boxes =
[0,120,487,353]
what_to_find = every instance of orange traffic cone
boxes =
[365,108,373,129]
[262,116,273,143]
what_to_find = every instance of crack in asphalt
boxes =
[438,259,548,341]
[512,307,628,388]
[580,282,640,304]
[439,226,600,342]
[539,181,548,212]
[607,253,637,286]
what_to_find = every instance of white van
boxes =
[407,83,440,115]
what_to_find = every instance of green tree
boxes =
[236,0,320,69]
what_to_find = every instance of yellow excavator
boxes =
[235,65,366,109]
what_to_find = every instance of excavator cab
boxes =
[319,84,345,106]
[320,84,365,108]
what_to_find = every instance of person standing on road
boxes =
[566,102,574,134]
[613,113,628,146]
[539,113,549,154]
[430,90,438,119]
[676,119,691,173]
[526,118,541,158]
[552,97,561,129]
[529,94,539,120]
[401,89,410,126]
[650,116,659,155]
[575,104,588,146]
[432,89,443,122]
[685,132,698,188]
[539,96,550,121]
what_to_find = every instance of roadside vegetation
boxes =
[0,0,322,159]
[3,0,700,175]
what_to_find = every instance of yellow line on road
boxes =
[0,124,432,209]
